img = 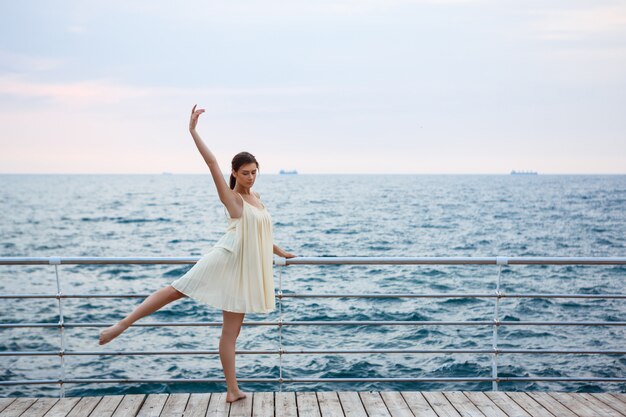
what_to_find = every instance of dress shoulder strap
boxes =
[235,192,249,215]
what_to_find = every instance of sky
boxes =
[1,0,625,174]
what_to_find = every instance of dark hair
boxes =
[229,151,259,189]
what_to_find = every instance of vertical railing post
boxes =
[492,256,507,391]
[275,257,286,392]
[50,256,66,398]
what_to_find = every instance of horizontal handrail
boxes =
[2,256,626,265]
[2,377,626,387]
[2,292,625,299]
[1,348,625,357]
[283,256,626,265]
[2,320,626,328]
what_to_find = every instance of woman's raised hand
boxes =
[189,104,205,132]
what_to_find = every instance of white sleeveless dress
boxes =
[170,192,275,313]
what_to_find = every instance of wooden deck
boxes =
[1,391,625,417]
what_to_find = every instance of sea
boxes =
[0,173,625,397]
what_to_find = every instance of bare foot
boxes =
[226,389,247,403]
[99,322,129,345]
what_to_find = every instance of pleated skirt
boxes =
[170,246,275,314]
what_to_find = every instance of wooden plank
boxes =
[463,392,508,417]
[207,392,230,417]
[0,397,37,417]
[575,393,625,417]
[160,393,190,417]
[111,394,145,417]
[548,392,601,417]
[89,395,124,417]
[252,392,274,417]
[318,391,344,417]
[611,394,626,406]
[422,392,462,417]
[506,392,554,417]
[591,393,626,415]
[380,391,413,417]
[0,399,15,414]
[65,396,102,417]
[136,394,168,417]
[337,391,368,417]
[360,391,392,417]
[181,393,212,417]
[400,391,438,417]
[230,392,253,417]
[17,397,58,417]
[484,392,532,417]
[525,392,578,417]
[42,396,81,417]
[296,392,320,417]
[442,391,485,417]
[576,392,624,417]
[275,392,297,417]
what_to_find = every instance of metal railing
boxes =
[1,255,625,397]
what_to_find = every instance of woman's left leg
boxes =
[220,310,247,403]
[99,285,186,345]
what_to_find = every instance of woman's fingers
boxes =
[189,106,205,130]
[191,107,205,118]
[191,105,205,118]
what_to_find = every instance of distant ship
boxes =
[162,172,173,175]
[279,169,298,175]
[510,170,538,175]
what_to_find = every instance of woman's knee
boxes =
[221,327,240,340]
[221,323,243,338]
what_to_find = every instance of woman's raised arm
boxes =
[188,105,241,217]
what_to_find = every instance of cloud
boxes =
[0,75,151,105]
[111,0,480,20]
[289,0,479,14]
[66,25,86,34]
[527,5,626,40]
[0,50,64,72]
[0,75,330,106]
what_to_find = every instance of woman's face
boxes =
[234,162,258,187]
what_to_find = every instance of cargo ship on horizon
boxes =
[510,170,538,175]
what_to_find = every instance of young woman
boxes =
[98,105,297,403]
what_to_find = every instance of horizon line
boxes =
[1,172,625,176]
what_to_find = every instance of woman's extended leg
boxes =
[220,310,247,403]
[99,285,186,345]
